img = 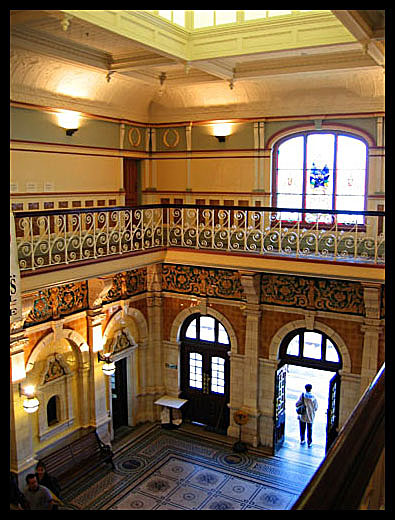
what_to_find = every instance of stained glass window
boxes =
[275,131,367,225]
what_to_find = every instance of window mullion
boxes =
[302,135,307,222]
[333,133,338,222]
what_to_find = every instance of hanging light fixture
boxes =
[20,385,40,414]
[98,352,116,376]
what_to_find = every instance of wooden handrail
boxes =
[292,364,385,510]
[13,203,385,219]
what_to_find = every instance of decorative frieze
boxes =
[162,264,245,301]
[261,273,365,315]
[102,268,147,303]
[25,282,88,327]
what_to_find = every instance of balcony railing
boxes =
[14,204,385,273]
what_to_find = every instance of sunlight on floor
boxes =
[277,364,335,467]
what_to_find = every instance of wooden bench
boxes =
[40,430,115,489]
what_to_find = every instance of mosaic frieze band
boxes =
[103,268,147,303]
[161,264,245,301]
[261,274,365,316]
[25,282,88,327]
[22,266,381,328]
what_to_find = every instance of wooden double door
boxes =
[180,340,230,434]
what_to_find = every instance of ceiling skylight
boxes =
[151,10,315,30]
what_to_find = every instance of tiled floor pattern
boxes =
[60,423,317,510]
[108,455,295,510]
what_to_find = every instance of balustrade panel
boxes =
[14,205,385,272]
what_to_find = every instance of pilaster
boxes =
[237,271,261,447]
[145,264,165,420]
[86,310,111,443]
[360,283,383,395]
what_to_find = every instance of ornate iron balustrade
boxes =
[14,204,385,272]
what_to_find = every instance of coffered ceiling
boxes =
[10,10,385,123]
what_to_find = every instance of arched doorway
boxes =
[274,328,342,455]
[180,313,231,434]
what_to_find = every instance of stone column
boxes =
[10,334,36,483]
[238,272,261,447]
[360,283,383,395]
[10,295,36,483]
[259,358,278,450]
[87,310,111,444]
[145,264,164,421]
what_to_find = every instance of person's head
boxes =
[35,461,47,480]
[305,384,312,392]
[26,474,39,491]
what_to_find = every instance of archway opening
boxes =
[282,365,335,462]
[179,313,231,434]
[274,328,342,461]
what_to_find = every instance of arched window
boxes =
[47,395,60,427]
[279,329,342,371]
[273,131,368,225]
[182,314,230,346]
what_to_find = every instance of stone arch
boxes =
[102,306,148,352]
[26,327,87,373]
[170,303,238,354]
[268,318,351,373]
[266,122,375,150]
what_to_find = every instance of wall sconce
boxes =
[212,122,232,143]
[98,352,116,376]
[56,110,81,136]
[19,384,40,414]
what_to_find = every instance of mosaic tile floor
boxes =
[60,423,317,510]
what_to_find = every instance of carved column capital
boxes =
[239,271,261,305]
[87,311,106,327]
[87,277,113,310]
[362,282,382,320]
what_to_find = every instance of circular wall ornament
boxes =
[163,128,180,148]
[128,127,142,147]
[233,409,249,425]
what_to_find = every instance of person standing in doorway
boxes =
[296,383,318,447]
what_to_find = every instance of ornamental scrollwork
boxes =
[261,273,364,315]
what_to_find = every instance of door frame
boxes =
[274,328,343,454]
[179,313,231,433]
[111,357,129,431]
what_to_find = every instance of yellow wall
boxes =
[10,150,122,193]
[191,157,254,193]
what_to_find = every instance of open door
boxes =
[326,371,340,452]
[274,364,287,452]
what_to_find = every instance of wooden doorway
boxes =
[123,158,139,207]
[180,314,230,434]
[111,357,129,431]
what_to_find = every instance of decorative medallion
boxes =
[128,127,142,148]
[114,331,132,353]
[163,128,180,148]
[44,357,66,383]
[309,163,330,189]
